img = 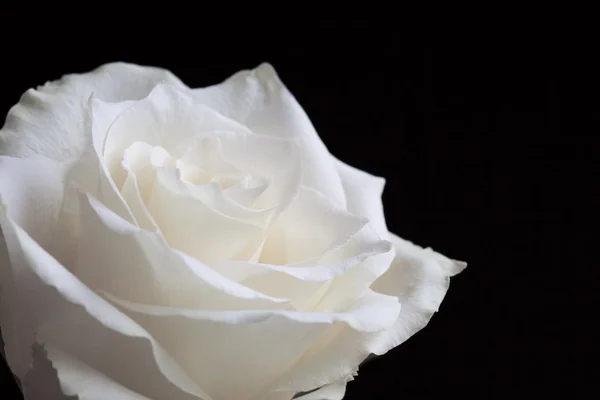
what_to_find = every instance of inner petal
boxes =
[103,84,253,189]
[146,168,263,263]
[178,135,240,177]
[259,186,367,265]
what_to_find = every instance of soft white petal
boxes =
[367,233,467,354]
[334,157,389,240]
[0,89,89,160]
[213,130,302,213]
[40,62,187,102]
[90,98,136,157]
[1,62,185,161]
[273,233,465,393]
[102,84,251,188]
[292,377,350,400]
[223,177,269,208]
[0,156,66,253]
[211,187,391,310]
[75,192,289,309]
[178,134,241,177]
[45,345,153,400]
[0,209,211,400]
[260,186,367,265]
[146,168,263,263]
[19,344,76,400]
[191,63,346,207]
[66,147,136,225]
[215,225,391,311]
[104,290,400,400]
[20,343,151,400]
[120,171,161,232]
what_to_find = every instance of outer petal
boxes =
[19,343,150,400]
[0,156,67,255]
[44,345,153,400]
[19,344,76,400]
[367,233,467,354]
[40,62,187,103]
[270,234,466,391]
[0,62,185,161]
[334,158,389,240]
[191,63,347,208]
[0,208,212,400]
[271,233,465,394]
[0,89,89,161]
[291,377,351,400]
[104,289,400,400]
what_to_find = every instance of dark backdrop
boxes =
[0,23,595,399]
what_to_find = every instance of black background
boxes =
[0,20,596,399]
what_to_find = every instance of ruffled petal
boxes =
[212,131,302,213]
[44,345,153,400]
[104,289,400,400]
[19,344,77,400]
[39,62,187,103]
[367,233,467,354]
[272,233,465,394]
[191,63,346,208]
[101,84,251,188]
[0,156,67,254]
[0,209,211,400]
[292,377,350,400]
[0,89,89,161]
[1,62,185,162]
[334,157,389,240]
[260,186,368,266]
[146,168,264,263]
[215,228,391,311]
[75,192,289,309]
[210,186,391,311]
[21,343,151,400]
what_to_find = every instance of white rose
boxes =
[0,62,465,400]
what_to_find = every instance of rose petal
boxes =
[260,186,368,266]
[23,343,151,400]
[178,135,241,177]
[101,84,252,188]
[272,233,465,393]
[334,157,389,240]
[0,156,66,254]
[45,345,156,400]
[120,139,274,229]
[146,168,264,263]
[1,62,185,162]
[40,62,187,103]
[103,289,400,400]
[214,130,302,213]
[291,376,351,400]
[19,344,76,400]
[223,177,270,208]
[367,233,467,353]
[121,170,161,232]
[0,89,89,161]
[191,63,346,208]
[62,96,138,225]
[76,192,289,309]
[0,209,211,400]
[208,187,392,310]
[228,230,392,312]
